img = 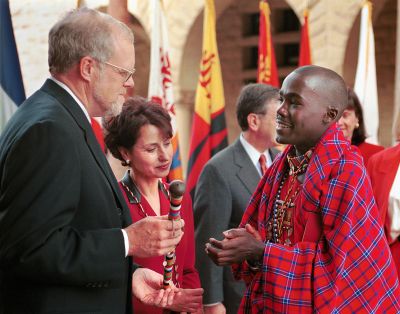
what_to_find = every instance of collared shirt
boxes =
[50,76,91,123]
[50,77,130,257]
[240,133,272,177]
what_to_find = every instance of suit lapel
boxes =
[232,139,261,195]
[41,80,130,224]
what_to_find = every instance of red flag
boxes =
[298,9,312,66]
[186,0,228,198]
[257,0,279,87]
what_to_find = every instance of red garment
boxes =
[91,118,106,153]
[233,124,400,313]
[357,141,384,165]
[367,144,400,275]
[266,149,312,246]
[119,177,201,314]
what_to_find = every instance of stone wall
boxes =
[9,0,397,174]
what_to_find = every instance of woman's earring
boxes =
[122,159,130,166]
[355,123,359,129]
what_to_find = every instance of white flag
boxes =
[354,1,379,144]
[148,0,183,180]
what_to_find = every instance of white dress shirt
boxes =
[240,133,273,177]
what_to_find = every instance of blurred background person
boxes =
[194,83,281,314]
[104,96,202,314]
[367,113,400,277]
[338,87,384,165]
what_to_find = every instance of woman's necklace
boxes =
[120,181,148,218]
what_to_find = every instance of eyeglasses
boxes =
[102,61,135,82]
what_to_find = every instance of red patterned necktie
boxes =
[259,154,267,175]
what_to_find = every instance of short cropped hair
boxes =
[236,83,279,131]
[103,97,173,165]
[48,7,134,74]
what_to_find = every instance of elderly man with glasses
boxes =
[0,7,202,314]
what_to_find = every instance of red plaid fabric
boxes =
[233,124,400,313]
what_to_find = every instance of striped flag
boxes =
[1,0,25,133]
[186,0,228,197]
[148,0,183,181]
[298,8,312,66]
[354,1,379,144]
[257,0,279,87]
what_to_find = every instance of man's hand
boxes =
[205,225,264,266]
[132,268,203,312]
[203,302,226,314]
[164,287,204,313]
[132,268,175,308]
[124,215,185,257]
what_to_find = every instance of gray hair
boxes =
[236,83,279,131]
[48,7,134,74]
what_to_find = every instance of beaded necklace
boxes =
[269,148,313,245]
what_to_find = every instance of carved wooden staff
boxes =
[163,180,185,288]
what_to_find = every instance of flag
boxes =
[354,1,379,144]
[257,0,279,87]
[148,0,183,181]
[0,0,25,133]
[186,0,228,197]
[298,8,312,66]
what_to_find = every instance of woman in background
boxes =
[104,96,202,314]
[338,87,384,165]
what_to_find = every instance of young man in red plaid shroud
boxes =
[206,65,400,313]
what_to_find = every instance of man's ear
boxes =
[247,113,259,131]
[80,56,96,82]
[323,106,339,124]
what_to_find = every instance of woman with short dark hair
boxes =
[104,96,202,314]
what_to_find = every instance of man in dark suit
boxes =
[194,83,280,314]
[0,8,202,314]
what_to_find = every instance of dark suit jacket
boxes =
[193,138,279,313]
[0,80,134,314]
